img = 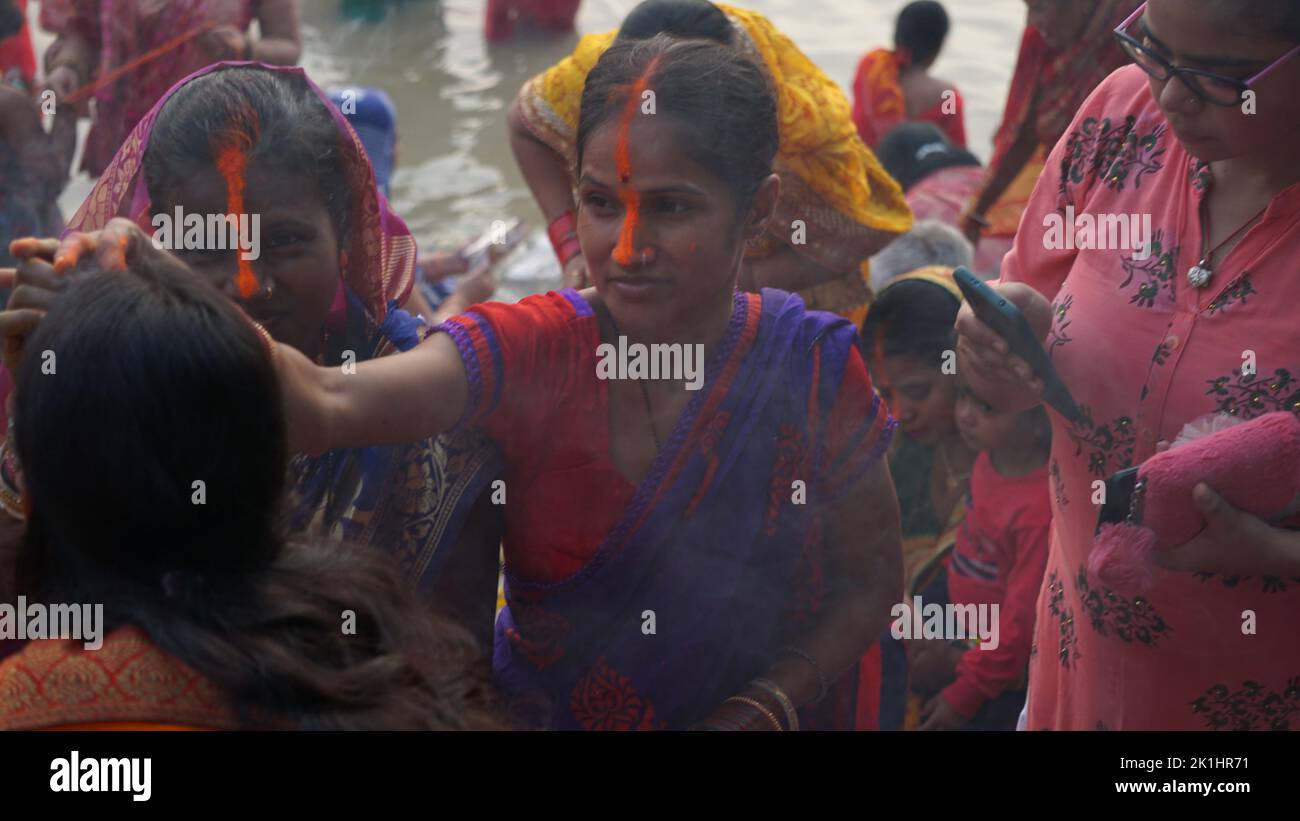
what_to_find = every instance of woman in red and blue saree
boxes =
[2,63,503,640]
[268,35,905,730]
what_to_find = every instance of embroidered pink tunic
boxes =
[1001,66,1300,730]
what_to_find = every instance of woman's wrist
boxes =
[547,210,582,266]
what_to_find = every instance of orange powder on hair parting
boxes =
[612,61,660,266]
[212,106,261,299]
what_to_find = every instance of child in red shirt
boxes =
[917,376,1051,730]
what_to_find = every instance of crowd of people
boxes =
[0,0,1297,732]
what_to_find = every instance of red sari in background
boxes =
[0,0,35,85]
[978,4,1129,246]
[852,48,966,151]
[485,0,581,41]
[40,0,256,176]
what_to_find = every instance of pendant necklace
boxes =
[606,311,663,451]
[938,442,970,493]
[1187,197,1269,290]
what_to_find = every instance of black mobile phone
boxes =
[1095,466,1140,533]
[952,267,1084,424]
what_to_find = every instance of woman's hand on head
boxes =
[1157,483,1300,579]
[1,221,192,373]
[59,218,192,279]
[953,281,1052,414]
[2,237,64,375]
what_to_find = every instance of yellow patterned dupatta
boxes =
[516,3,913,322]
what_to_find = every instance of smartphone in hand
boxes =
[953,267,1084,424]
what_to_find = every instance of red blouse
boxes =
[440,290,883,584]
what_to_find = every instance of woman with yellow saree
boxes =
[508,0,912,326]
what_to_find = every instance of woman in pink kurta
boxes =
[959,0,1300,730]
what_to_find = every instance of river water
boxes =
[40,0,1029,294]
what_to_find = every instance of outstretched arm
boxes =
[0,221,473,457]
[274,330,469,455]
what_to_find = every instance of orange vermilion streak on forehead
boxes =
[213,105,260,299]
[612,61,660,267]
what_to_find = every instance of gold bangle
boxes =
[751,678,799,732]
[724,695,784,731]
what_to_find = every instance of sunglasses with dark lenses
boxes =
[1114,1,1300,107]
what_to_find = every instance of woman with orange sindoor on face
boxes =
[957,0,1300,730]
[284,36,904,731]
[26,36,905,731]
[374,35,902,731]
[509,0,912,328]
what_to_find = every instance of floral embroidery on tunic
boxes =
[1068,410,1137,478]
[1117,228,1179,309]
[1190,677,1300,731]
[1048,294,1074,357]
[1205,367,1300,419]
[1046,571,1081,670]
[1075,566,1170,647]
[1059,116,1167,202]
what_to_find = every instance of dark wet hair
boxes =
[617,0,734,44]
[860,279,960,368]
[577,34,778,214]
[143,66,352,250]
[895,1,950,66]
[10,258,496,730]
[1238,0,1300,40]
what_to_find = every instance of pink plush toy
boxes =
[1089,411,1300,595]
